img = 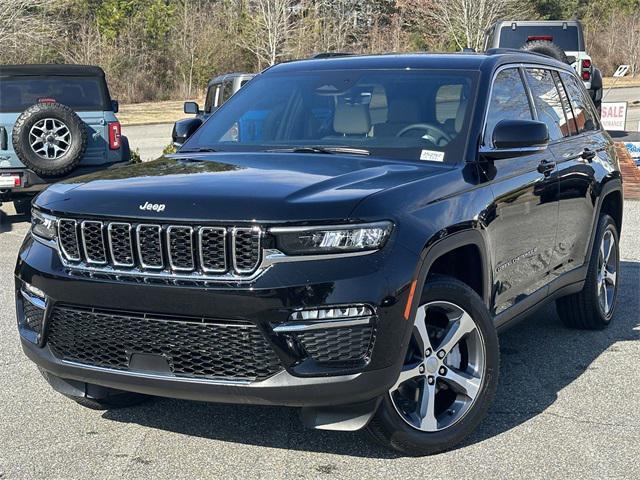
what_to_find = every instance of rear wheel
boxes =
[367,276,499,456]
[556,214,619,329]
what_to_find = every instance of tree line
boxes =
[1,0,638,103]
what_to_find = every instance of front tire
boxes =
[367,276,499,456]
[556,214,620,329]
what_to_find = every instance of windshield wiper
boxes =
[266,146,370,156]
[178,147,219,153]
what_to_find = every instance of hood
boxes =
[36,153,450,222]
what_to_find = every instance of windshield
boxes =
[0,76,110,112]
[183,69,478,164]
[499,26,581,51]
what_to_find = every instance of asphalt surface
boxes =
[121,123,174,162]
[0,199,638,479]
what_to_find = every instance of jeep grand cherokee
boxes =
[15,51,623,455]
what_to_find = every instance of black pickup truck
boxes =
[16,51,622,455]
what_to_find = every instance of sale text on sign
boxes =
[600,102,627,131]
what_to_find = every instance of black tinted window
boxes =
[499,26,581,51]
[204,85,217,113]
[561,72,598,133]
[525,68,568,141]
[485,68,533,146]
[0,76,108,112]
[552,71,577,136]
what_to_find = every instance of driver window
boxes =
[484,68,533,147]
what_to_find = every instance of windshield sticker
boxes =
[420,150,445,162]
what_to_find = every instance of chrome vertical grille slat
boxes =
[167,226,195,271]
[56,218,262,278]
[232,227,262,274]
[107,223,134,267]
[199,227,227,273]
[81,221,107,264]
[137,224,164,269]
[58,219,81,261]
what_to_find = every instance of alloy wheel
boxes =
[597,228,618,317]
[389,301,485,432]
[29,118,71,160]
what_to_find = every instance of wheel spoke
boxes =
[603,233,614,264]
[436,312,475,356]
[604,269,617,287]
[390,362,423,392]
[442,367,481,400]
[413,306,433,353]
[417,380,437,431]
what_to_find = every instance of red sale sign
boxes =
[600,102,627,131]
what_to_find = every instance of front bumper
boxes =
[15,233,418,407]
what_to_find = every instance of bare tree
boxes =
[0,0,59,61]
[425,0,531,51]
[239,0,296,68]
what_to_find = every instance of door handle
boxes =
[537,159,556,175]
[581,148,596,161]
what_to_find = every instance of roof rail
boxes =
[485,48,550,58]
[311,52,355,59]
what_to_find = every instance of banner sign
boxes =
[601,102,627,131]
[624,142,640,166]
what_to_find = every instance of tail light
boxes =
[581,59,592,81]
[108,122,122,150]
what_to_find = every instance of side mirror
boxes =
[481,119,549,159]
[111,100,119,113]
[172,118,203,147]
[184,101,200,115]
[566,55,576,65]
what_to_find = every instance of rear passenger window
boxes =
[561,72,599,133]
[524,68,568,141]
[484,68,533,147]
[552,71,577,136]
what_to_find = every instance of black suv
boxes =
[16,51,623,455]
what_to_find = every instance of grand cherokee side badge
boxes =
[139,202,166,212]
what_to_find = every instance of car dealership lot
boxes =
[0,201,638,479]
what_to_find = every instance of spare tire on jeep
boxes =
[521,40,568,64]
[12,102,88,177]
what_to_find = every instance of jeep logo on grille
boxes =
[139,202,166,212]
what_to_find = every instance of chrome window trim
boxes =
[107,222,135,267]
[231,226,262,274]
[167,225,195,272]
[198,226,227,273]
[136,224,164,270]
[80,220,107,265]
[57,218,81,261]
[480,62,580,150]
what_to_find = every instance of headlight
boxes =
[272,222,392,255]
[31,208,57,241]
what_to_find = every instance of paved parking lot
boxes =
[0,201,638,479]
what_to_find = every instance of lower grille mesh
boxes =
[22,301,45,335]
[46,306,283,381]
[295,325,375,364]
